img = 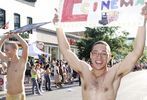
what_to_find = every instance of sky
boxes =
[0,0,146,45]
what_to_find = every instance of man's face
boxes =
[90,44,111,70]
[4,44,16,57]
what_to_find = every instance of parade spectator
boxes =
[44,63,52,91]
[36,63,45,93]
[65,62,73,84]
[62,62,68,83]
[54,61,62,88]
[58,60,64,83]
[25,61,32,84]
[31,65,42,95]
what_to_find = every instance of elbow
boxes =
[22,45,28,51]
[22,42,28,49]
[133,49,144,58]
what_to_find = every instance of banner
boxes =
[11,22,50,33]
[59,0,145,32]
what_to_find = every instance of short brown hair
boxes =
[5,42,18,50]
[91,41,111,52]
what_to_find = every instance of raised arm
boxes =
[0,33,11,60]
[53,14,88,73]
[13,33,28,62]
[115,4,147,78]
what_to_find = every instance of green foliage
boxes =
[9,32,29,41]
[19,32,29,39]
[140,50,147,63]
[76,27,132,61]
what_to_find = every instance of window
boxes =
[27,17,33,33]
[51,47,59,61]
[14,13,20,29]
[0,9,5,29]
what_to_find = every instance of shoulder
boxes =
[78,61,90,72]
[19,57,27,64]
[109,63,120,73]
[106,63,121,80]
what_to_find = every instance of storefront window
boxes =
[14,13,20,29]
[51,47,58,60]
[0,9,5,29]
[27,17,33,34]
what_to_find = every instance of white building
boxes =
[0,0,80,61]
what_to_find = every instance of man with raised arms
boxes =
[0,33,28,100]
[53,3,147,100]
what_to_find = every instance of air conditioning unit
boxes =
[24,0,37,2]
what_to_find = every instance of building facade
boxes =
[0,0,81,61]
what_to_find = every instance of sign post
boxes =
[0,75,7,91]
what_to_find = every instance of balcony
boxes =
[16,0,37,6]
[24,0,37,2]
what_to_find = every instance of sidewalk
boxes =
[0,91,6,97]
[0,78,80,98]
[27,86,82,100]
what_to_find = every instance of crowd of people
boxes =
[24,57,77,95]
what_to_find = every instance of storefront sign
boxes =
[0,78,4,85]
[0,75,7,91]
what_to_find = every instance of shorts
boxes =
[6,92,26,100]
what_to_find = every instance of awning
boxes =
[18,42,49,57]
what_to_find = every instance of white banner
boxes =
[59,0,145,32]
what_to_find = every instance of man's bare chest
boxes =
[7,60,25,75]
[82,73,115,92]
[84,79,112,92]
[82,78,115,100]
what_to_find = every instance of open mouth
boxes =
[95,60,102,65]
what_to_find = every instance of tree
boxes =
[139,50,147,63]
[76,27,132,61]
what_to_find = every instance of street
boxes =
[27,70,147,100]
[1,70,147,100]
[27,86,82,100]
[0,81,81,100]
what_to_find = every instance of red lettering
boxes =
[61,0,88,22]
[93,2,98,12]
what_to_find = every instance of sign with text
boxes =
[59,0,145,32]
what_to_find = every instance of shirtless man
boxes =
[53,4,147,100]
[0,33,28,100]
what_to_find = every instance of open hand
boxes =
[53,8,60,25]
[141,2,147,20]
